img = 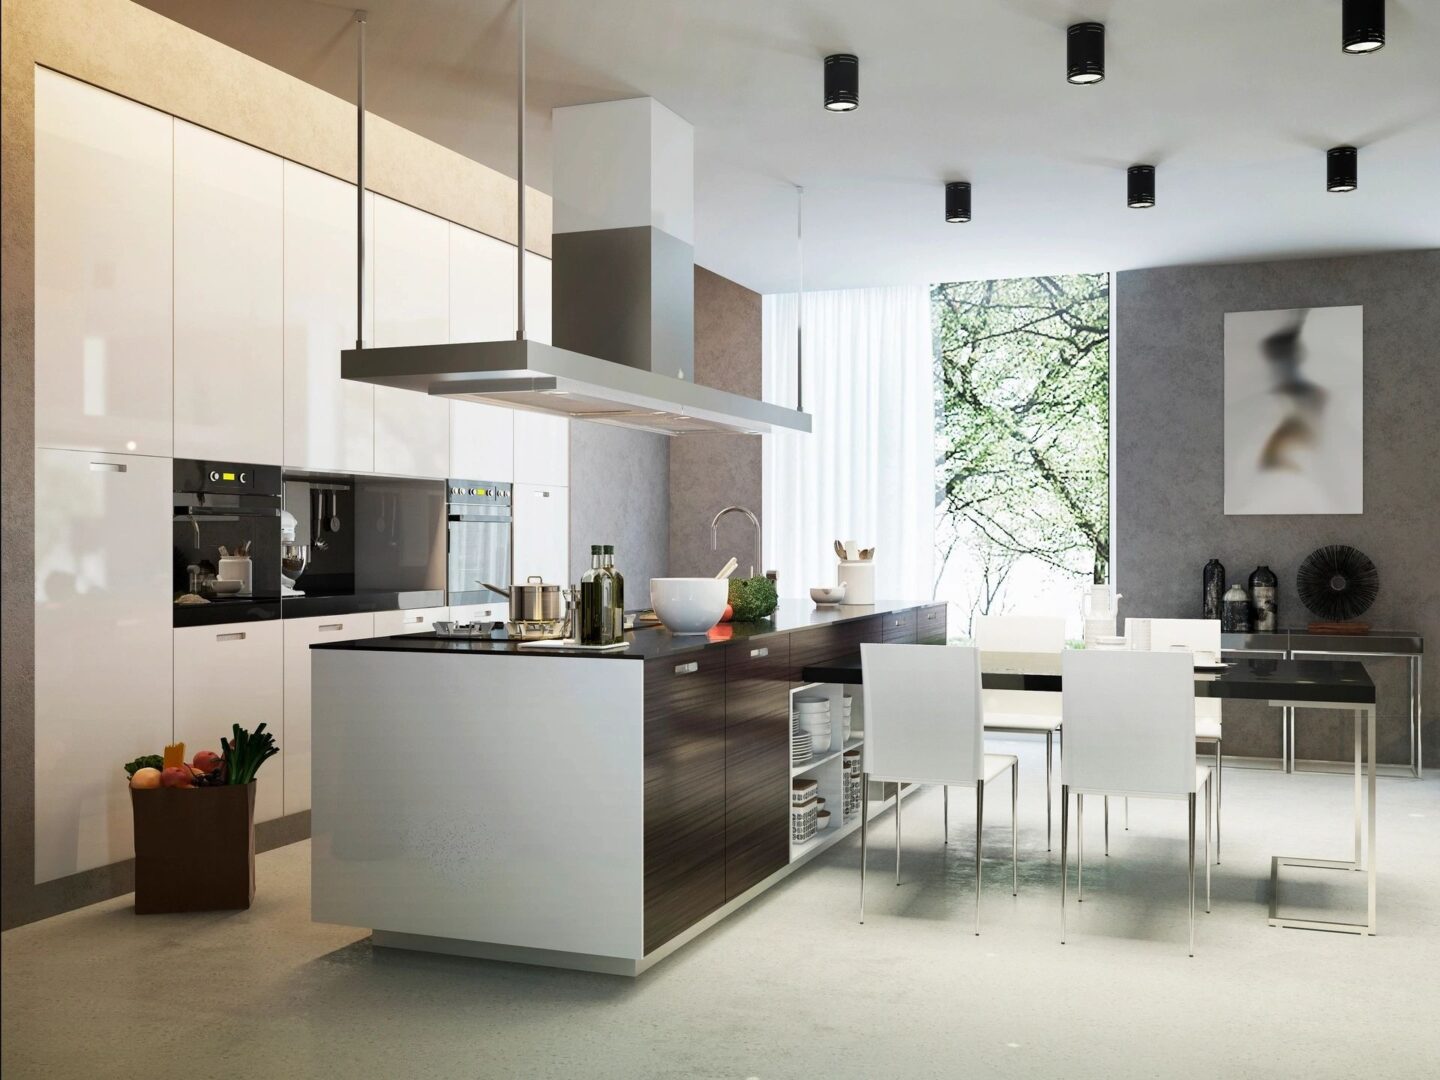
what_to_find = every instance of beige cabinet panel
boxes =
[283,613,375,814]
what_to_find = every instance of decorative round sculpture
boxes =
[1296,545,1378,622]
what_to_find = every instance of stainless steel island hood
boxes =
[341,7,809,436]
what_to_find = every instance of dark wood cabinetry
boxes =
[642,650,726,954]
[880,609,918,643]
[918,603,948,644]
[722,636,791,901]
[789,615,881,683]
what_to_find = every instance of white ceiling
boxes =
[139,0,1440,293]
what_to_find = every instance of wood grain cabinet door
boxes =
[643,651,726,954]
[881,609,918,643]
[723,638,791,900]
[918,604,948,645]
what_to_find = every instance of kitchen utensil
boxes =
[210,579,244,595]
[714,556,739,580]
[514,639,630,652]
[481,576,567,623]
[833,540,847,561]
[649,577,728,635]
[327,489,341,534]
[218,545,230,558]
[810,584,847,606]
[859,547,874,560]
[312,488,329,551]
[844,540,859,560]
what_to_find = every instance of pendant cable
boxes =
[354,10,367,350]
[515,0,527,340]
[796,185,804,413]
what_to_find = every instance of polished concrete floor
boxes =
[5,738,1440,1080]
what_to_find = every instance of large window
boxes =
[932,274,1111,635]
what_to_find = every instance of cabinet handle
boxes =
[89,461,126,472]
[319,623,345,632]
[407,615,422,624]
[926,613,937,621]
[216,631,246,641]
[674,661,698,675]
[536,490,550,498]
[749,647,769,658]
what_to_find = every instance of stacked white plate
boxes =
[795,695,832,752]
[791,730,813,764]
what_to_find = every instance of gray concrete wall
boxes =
[1115,250,1440,765]
[669,267,765,578]
[568,423,670,592]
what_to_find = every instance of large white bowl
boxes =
[650,577,729,635]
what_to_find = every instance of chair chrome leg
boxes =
[895,782,902,886]
[1205,774,1212,914]
[1077,793,1085,901]
[943,784,949,846]
[859,772,869,924]
[1060,784,1070,943]
[1011,762,1018,897]
[975,778,984,935]
[1188,792,1197,957]
[1045,730,1053,851]
[1215,742,1222,865]
[1104,796,1110,856]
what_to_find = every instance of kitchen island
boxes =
[310,599,944,974]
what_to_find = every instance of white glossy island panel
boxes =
[310,649,645,968]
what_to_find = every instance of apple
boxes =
[192,750,222,774]
[160,766,193,789]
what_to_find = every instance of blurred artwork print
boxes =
[1223,305,1363,515]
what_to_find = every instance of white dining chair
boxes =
[1059,650,1213,956]
[1129,617,1225,863]
[974,614,1065,851]
[860,643,1019,934]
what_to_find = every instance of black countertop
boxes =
[311,598,934,660]
[173,589,445,628]
[801,653,1376,705]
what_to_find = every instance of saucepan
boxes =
[480,575,566,623]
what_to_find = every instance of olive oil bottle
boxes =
[579,545,616,645]
[602,545,625,640]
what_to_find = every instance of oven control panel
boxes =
[446,480,512,506]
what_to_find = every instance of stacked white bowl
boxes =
[842,695,854,741]
[794,694,832,752]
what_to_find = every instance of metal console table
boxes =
[1222,629,1422,778]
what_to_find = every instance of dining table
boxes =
[801,650,1379,936]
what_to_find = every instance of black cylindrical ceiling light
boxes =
[1327,146,1358,192]
[1067,22,1105,84]
[824,54,859,111]
[1342,0,1385,54]
[1127,165,1156,208]
[945,182,972,223]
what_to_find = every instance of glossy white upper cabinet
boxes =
[448,224,517,481]
[450,402,515,483]
[512,483,569,586]
[174,121,284,464]
[284,163,375,472]
[283,613,375,815]
[523,250,553,345]
[34,69,173,456]
[34,450,173,883]
[372,196,450,478]
[173,621,285,822]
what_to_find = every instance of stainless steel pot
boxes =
[480,575,566,623]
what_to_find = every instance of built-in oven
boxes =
[446,479,512,607]
[173,459,283,625]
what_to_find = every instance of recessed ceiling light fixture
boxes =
[1127,165,1155,208]
[1067,22,1105,84]
[945,182,972,223]
[824,54,859,111]
[1342,0,1385,54]
[1327,146,1358,192]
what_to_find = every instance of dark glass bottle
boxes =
[602,545,625,640]
[1221,583,1251,633]
[1248,565,1278,632]
[580,545,616,645]
[1202,558,1225,620]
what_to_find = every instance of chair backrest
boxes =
[861,643,984,785]
[975,614,1067,653]
[1061,650,1199,797]
[1138,618,1222,661]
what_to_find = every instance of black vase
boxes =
[1248,565,1278,633]
[1202,559,1225,620]
[1221,583,1251,633]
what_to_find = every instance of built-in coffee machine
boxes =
[172,459,283,625]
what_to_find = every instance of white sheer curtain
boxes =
[762,286,935,601]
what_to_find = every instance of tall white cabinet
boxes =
[174,121,284,464]
[283,614,375,816]
[34,450,173,883]
[34,68,174,457]
[283,163,375,473]
[373,196,450,478]
[173,622,286,822]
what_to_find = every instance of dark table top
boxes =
[802,652,1376,706]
